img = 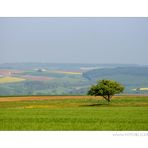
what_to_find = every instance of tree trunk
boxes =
[103,95,112,103]
[107,95,111,102]
[103,95,109,102]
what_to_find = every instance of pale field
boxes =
[132,88,148,91]
[140,88,148,90]
[0,76,26,84]
[49,70,82,75]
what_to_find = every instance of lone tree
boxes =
[88,79,124,102]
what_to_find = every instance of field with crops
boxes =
[0,95,148,130]
[1,64,148,95]
[51,70,82,75]
[0,77,26,84]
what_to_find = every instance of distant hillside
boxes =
[0,64,147,95]
[0,63,138,70]
[82,67,148,93]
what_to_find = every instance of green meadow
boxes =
[0,96,148,130]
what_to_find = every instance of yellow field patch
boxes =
[53,70,82,75]
[0,76,25,84]
[140,88,148,90]
[132,88,148,91]
[24,105,51,109]
[23,102,82,109]
[50,70,82,75]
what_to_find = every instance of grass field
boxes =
[0,77,25,84]
[0,95,148,130]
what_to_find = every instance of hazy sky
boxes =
[0,17,148,64]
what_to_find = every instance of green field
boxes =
[0,96,148,130]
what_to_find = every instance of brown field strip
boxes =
[0,96,101,102]
[0,95,148,102]
[0,69,24,75]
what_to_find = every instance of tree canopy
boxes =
[88,79,124,102]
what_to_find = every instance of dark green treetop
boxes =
[88,79,124,102]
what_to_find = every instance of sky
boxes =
[0,17,148,65]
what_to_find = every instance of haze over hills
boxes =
[0,62,139,70]
[0,63,148,96]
